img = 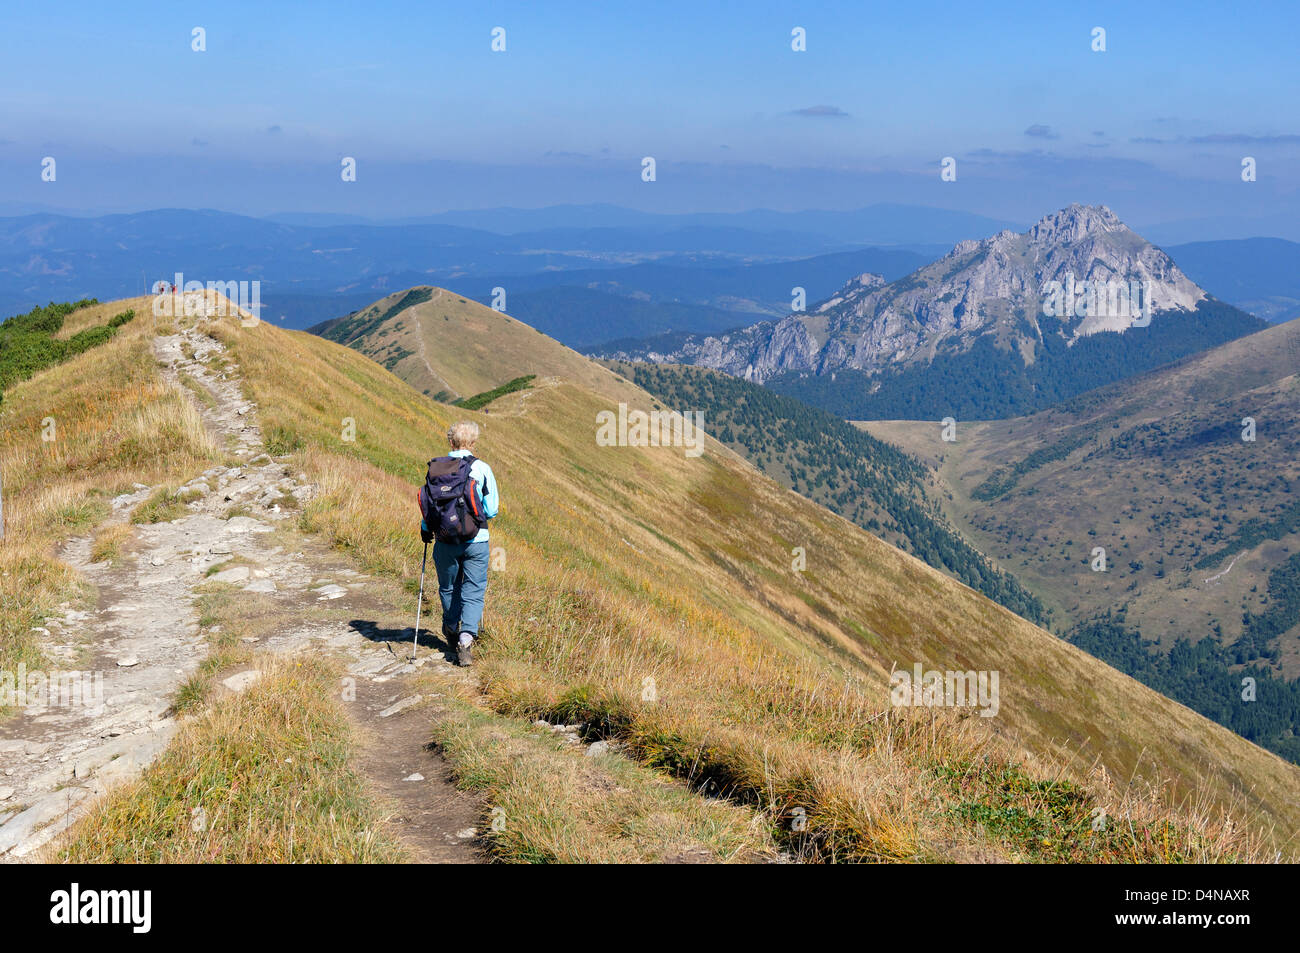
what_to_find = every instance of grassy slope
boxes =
[609,359,1049,628]
[222,294,1300,857]
[0,295,217,701]
[861,317,1300,675]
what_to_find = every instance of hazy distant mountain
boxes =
[1140,212,1300,245]
[6,205,1292,355]
[390,202,1022,245]
[458,247,932,312]
[1166,237,1300,323]
[266,245,939,334]
[464,287,770,349]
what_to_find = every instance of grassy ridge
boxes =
[315,288,433,347]
[209,307,1296,860]
[307,286,651,407]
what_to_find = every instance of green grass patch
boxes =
[130,487,188,524]
[453,374,536,410]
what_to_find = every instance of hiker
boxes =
[417,421,499,666]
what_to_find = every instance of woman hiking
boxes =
[417,421,499,666]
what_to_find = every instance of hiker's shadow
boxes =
[348,619,456,658]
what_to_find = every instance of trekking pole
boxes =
[412,540,429,661]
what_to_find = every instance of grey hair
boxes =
[448,421,480,449]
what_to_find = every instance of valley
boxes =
[862,316,1300,762]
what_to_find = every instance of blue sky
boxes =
[1,0,1297,230]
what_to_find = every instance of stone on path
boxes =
[379,695,423,718]
[210,565,251,584]
[221,670,263,694]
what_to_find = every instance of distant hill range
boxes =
[2,204,1294,350]
[270,201,1024,244]
[600,205,1269,419]
[0,205,964,323]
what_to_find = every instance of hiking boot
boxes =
[442,621,459,647]
[457,634,474,667]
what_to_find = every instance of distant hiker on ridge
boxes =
[417,421,499,665]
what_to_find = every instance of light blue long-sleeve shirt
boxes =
[449,449,499,542]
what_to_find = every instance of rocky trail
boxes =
[0,315,481,862]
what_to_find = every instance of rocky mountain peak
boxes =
[815,271,886,313]
[1028,203,1123,245]
[605,204,1211,386]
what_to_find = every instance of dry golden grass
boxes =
[208,303,1298,862]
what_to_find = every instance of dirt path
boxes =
[0,310,481,862]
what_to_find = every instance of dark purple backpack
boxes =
[419,455,484,542]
